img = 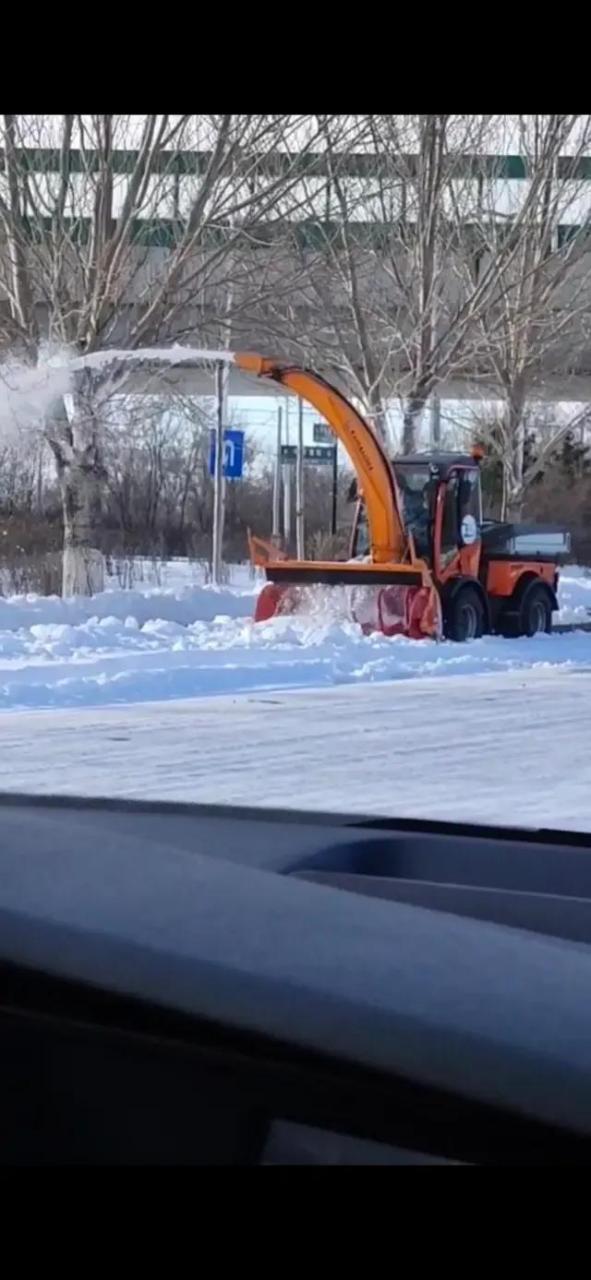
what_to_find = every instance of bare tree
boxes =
[4,112,591,583]
[261,114,526,449]
[100,393,213,550]
[461,115,591,517]
[0,113,318,592]
[260,114,591,469]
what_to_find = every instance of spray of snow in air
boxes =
[69,346,237,372]
[0,347,72,442]
[0,345,236,440]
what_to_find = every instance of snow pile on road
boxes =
[0,581,258,632]
[552,565,591,624]
[0,561,589,711]
[1,601,591,711]
[0,561,586,632]
[0,559,260,632]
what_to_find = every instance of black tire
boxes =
[501,581,553,639]
[444,586,485,642]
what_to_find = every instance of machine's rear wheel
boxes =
[501,581,553,638]
[524,587,552,636]
[444,586,485,643]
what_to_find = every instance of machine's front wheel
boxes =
[444,586,485,642]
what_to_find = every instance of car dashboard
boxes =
[1,793,591,1164]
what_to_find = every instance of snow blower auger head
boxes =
[249,534,441,639]
[239,352,442,642]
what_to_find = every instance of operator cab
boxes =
[351,453,483,570]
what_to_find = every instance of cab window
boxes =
[393,465,435,563]
[441,471,460,564]
[459,469,482,524]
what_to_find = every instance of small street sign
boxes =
[281,444,335,465]
[313,422,333,444]
[209,429,245,479]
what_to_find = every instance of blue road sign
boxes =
[209,429,245,479]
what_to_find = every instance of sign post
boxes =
[272,405,282,541]
[212,363,225,586]
[331,440,338,536]
[283,397,291,544]
[296,397,305,559]
[209,375,244,585]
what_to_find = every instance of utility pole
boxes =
[272,404,282,543]
[283,395,292,546]
[430,222,441,447]
[211,255,234,583]
[331,443,338,537]
[212,360,227,585]
[36,441,45,514]
[296,396,305,559]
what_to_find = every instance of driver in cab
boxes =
[397,474,434,561]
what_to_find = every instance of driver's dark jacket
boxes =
[403,492,431,556]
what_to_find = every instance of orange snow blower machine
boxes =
[237,353,571,642]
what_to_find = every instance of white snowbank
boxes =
[0,581,257,632]
[0,604,591,712]
[551,564,591,624]
[0,562,589,711]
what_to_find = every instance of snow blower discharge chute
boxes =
[235,353,571,643]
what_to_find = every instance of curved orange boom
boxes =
[235,353,441,640]
[236,353,406,563]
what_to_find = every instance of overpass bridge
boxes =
[3,146,591,404]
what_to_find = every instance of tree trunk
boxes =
[46,382,107,598]
[358,389,392,447]
[502,478,525,522]
[58,459,105,597]
[402,397,425,454]
[500,389,527,522]
[366,398,389,445]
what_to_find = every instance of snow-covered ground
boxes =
[1,559,591,828]
[0,560,590,711]
[3,668,591,831]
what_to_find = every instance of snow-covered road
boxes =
[2,666,590,831]
[1,561,591,832]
